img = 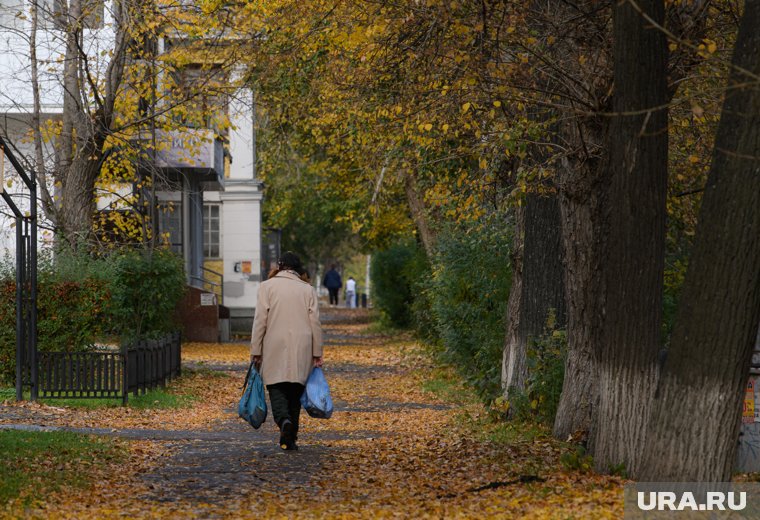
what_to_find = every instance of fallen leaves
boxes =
[1,309,625,518]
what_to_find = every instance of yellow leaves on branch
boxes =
[238,0,552,238]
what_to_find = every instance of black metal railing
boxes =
[190,265,224,304]
[37,332,181,405]
[126,332,182,399]
[38,352,123,399]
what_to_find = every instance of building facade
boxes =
[153,93,264,335]
[0,0,265,337]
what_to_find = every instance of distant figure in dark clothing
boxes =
[322,265,342,306]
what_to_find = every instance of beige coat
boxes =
[250,270,323,386]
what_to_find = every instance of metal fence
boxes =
[125,332,182,399]
[37,332,181,405]
[38,352,123,399]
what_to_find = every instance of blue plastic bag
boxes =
[238,363,267,429]
[301,367,334,419]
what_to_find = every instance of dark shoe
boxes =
[280,419,295,450]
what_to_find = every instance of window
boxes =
[169,64,229,134]
[203,203,220,259]
[40,0,104,30]
[158,201,182,254]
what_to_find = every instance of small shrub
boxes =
[0,246,186,384]
[370,242,426,328]
[428,216,512,402]
[0,251,114,384]
[110,248,186,340]
[506,317,567,426]
[525,323,567,424]
[608,462,628,478]
[560,446,594,473]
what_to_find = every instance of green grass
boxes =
[183,366,229,378]
[484,419,550,445]
[421,367,479,406]
[358,312,402,334]
[0,387,15,401]
[420,359,550,447]
[0,369,220,409]
[127,386,198,409]
[0,430,124,506]
[35,386,198,410]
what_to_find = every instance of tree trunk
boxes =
[29,0,57,225]
[502,192,566,405]
[536,0,612,443]
[404,171,436,258]
[553,153,605,442]
[58,151,103,247]
[502,204,524,398]
[592,0,669,475]
[53,0,130,248]
[638,1,760,482]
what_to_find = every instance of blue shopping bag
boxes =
[301,367,334,419]
[238,363,267,429]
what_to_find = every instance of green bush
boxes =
[0,246,186,385]
[428,217,512,402]
[370,242,427,327]
[0,250,115,385]
[110,248,187,341]
[370,216,512,403]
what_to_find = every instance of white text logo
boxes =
[637,491,746,511]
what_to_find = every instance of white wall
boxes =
[228,91,255,181]
[0,0,116,114]
[1,0,117,253]
[217,89,263,318]
[220,182,263,311]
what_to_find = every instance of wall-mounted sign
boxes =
[234,260,253,275]
[200,293,217,306]
[154,129,224,176]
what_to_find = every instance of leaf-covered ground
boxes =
[0,308,625,518]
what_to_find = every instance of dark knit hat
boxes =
[277,251,303,271]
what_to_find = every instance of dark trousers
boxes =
[328,287,339,305]
[267,382,305,437]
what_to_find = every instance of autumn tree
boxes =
[236,2,754,482]
[240,0,525,257]
[531,0,712,443]
[591,0,669,475]
[4,0,241,248]
[22,0,137,246]
[638,0,760,481]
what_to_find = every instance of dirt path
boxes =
[0,308,624,518]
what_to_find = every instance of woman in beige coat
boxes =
[250,251,323,450]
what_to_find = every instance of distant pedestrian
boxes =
[322,264,342,306]
[251,251,323,451]
[345,276,357,308]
